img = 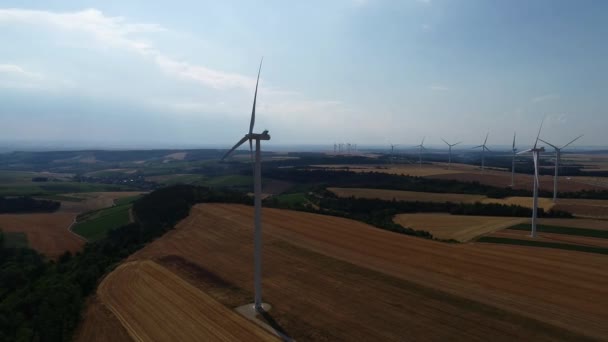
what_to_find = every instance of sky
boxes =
[0,0,606,150]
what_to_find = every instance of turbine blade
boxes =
[517,148,533,155]
[561,134,583,149]
[222,135,249,161]
[249,57,263,136]
[512,132,516,150]
[441,138,449,146]
[454,141,462,146]
[484,146,492,152]
[534,115,546,149]
[472,145,483,149]
[483,132,489,146]
[421,137,425,145]
[538,138,558,150]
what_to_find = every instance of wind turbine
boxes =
[517,118,545,238]
[441,138,461,169]
[511,132,517,187]
[389,143,399,163]
[473,133,491,172]
[538,134,583,202]
[221,58,269,313]
[414,137,426,167]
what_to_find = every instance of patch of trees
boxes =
[0,185,249,341]
[0,197,60,213]
[263,168,538,198]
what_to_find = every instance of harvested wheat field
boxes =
[538,218,608,230]
[94,260,276,342]
[393,213,526,242]
[328,187,486,203]
[0,212,84,258]
[487,228,608,249]
[480,196,555,211]
[428,171,607,192]
[77,204,608,341]
[553,198,608,218]
[328,187,555,211]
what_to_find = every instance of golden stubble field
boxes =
[328,187,556,210]
[81,204,608,341]
[94,260,276,342]
[393,213,526,242]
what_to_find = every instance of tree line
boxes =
[0,185,249,341]
[0,197,60,214]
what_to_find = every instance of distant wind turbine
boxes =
[517,117,545,238]
[414,137,426,167]
[221,58,269,313]
[473,133,491,172]
[539,134,583,202]
[390,143,399,163]
[441,138,461,169]
[511,132,517,187]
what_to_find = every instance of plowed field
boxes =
[393,213,526,241]
[97,260,276,342]
[91,203,608,341]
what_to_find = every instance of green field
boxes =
[477,236,608,255]
[273,192,309,206]
[0,231,29,248]
[199,175,253,188]
[0,182,134,197]
[508,224,608,239]
[113,195,142,206]
[72,204,132,241]
[36,194,85,202]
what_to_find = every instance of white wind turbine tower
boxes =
[510,132,517,187]
[221,59,269,313]
[414,137,426,167]
[473,133,491,172]
[539,134,583,203]
[389,143,399,163]
[517,118,546,238]
[441,138,461,169]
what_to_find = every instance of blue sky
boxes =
[0,0,606,149]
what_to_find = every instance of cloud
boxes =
[532,93,559,103]
[0,64,43,79]
[0,8,345,121]
[429,84,449,91]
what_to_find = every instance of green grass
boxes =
[0,182,133,197]
[72,204,132,241]
[274,192,308,206]
[1,231,29,248]
[477,236,608,255]
[508,223,608,239]
[198,175,252,188]
[152,174,206,186]
[113,195,142,206]
[36,194,85,202]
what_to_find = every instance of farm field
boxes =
[81,204,608,341]
[553,198,608,218]
[0,191,143,258]
[428,170,608,192]
[93,260,276,342]
[537,218,608,230]
[72,203,133,241]
[328,187,554,210]
[0,212,84,258]
[485,226,608,249]
[393,213,526,242]
[311,164,468,177]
